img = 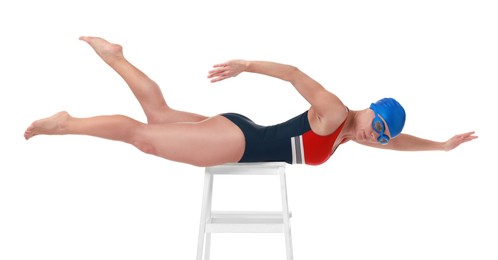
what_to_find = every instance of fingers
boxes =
[459,131,476,137]
[207,68,228,82]
[464,136,478,142]
[208,60,243,82]
[208,67,226,76]
[449,132,478,150]
[210,75,229,83]
[456,131,478,141]
[208,64,234,82]
[444,131,478,151]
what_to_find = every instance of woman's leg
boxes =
[79,36,207,124]
[24,112,244,167]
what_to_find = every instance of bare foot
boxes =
[24,111,71,140]
[79,36,124,65]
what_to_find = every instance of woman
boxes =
[24,36,477,167]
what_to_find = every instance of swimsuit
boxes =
[221,110,347,165]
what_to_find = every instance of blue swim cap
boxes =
[370,98,406,138]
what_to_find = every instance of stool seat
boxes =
[205,162,288,174]
[196,162,294,260]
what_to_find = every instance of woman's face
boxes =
[356,109,392,144]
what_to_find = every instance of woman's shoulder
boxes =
[307,104,348,136]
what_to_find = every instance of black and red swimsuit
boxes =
[221,110,347,165]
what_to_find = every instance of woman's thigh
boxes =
[134,115,245,167]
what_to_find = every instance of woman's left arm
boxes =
[356,131,478,151]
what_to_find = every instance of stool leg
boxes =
[279,170,294,260]
[197,172,213,260]
[204,172,214,260]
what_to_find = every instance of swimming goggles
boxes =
[370,103,390,145]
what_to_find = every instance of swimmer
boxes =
[24,36,477,167]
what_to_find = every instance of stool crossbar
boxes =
[196,162,294,260]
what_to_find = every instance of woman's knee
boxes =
[128,126,159,155]
[146,107,173,124]
[132,138,158,156]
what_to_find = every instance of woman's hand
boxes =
[443,131,478,151]
[207,60,248,83]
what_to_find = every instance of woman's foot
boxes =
[24,111,71,140]
[79,36,124,65]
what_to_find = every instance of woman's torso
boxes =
[222,108,348,165]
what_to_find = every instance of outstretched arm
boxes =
[207,59,345,123]
[355,131,478,151]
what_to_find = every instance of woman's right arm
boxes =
[208,60,294,82]
[207,60,346,125]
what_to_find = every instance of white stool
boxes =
[197,162,294,260]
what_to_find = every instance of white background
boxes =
[1,0,497,259]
